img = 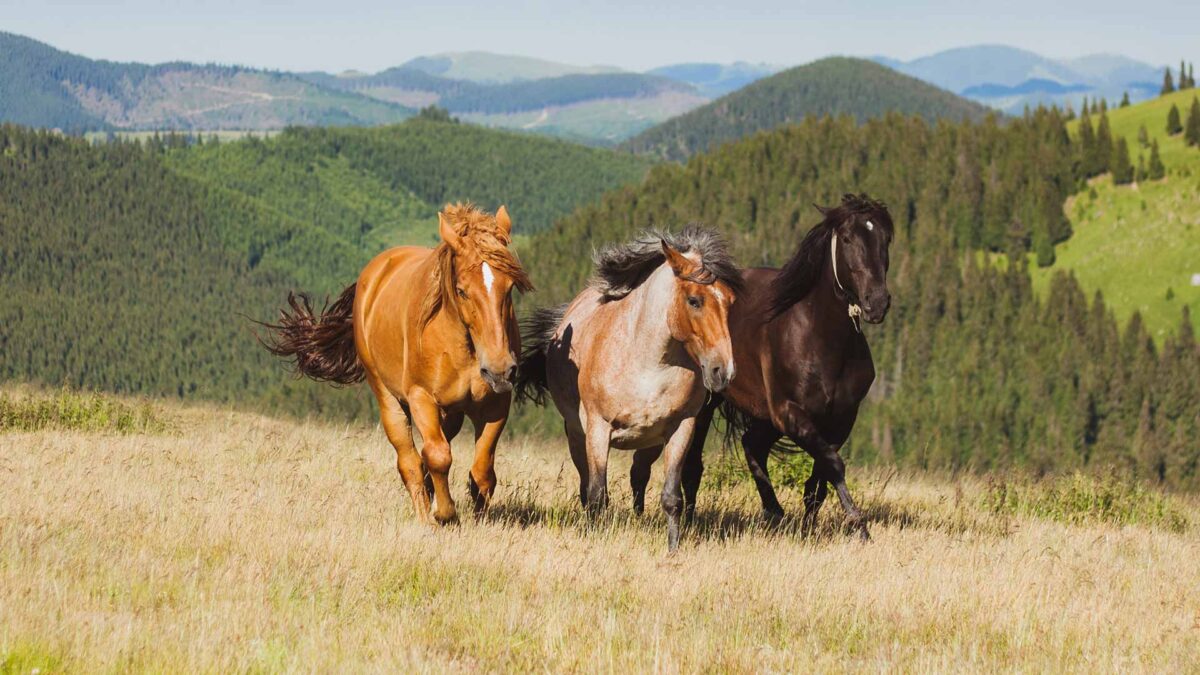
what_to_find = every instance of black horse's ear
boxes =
[812,203,831,216]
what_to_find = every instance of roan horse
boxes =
[635,194,894,539]
[517,226,741,551]
[261,203,533,524]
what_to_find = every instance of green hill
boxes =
[0,117,652,417]
[1031,90,1200,337]
[523,109,1199,489]
[0,32,412,132]
[621,57,995,160]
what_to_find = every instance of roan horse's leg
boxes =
[408,390,459,525]
[630,446,663,515]
[467,395,510,514]
[742,420,785,522]
[370,382,432,524]
[583,415,612,513]
[565,424,589,507]
[660,417,697,552]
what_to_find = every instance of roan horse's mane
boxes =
[421,203,534,327]
[768,193,891,318]
[591,224,743,302]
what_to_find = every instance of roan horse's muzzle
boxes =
[702,361,735,393]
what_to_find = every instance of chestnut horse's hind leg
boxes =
[467,395,510,515]
[630,446,663,515]
[408,389,459,525]
[371,384,433,524]
[741,420,785,523]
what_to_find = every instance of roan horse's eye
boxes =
[687,296,703,309]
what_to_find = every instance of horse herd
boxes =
[262,194,894,551]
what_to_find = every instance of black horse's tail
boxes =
[256,283,365,385]
[716,397,801,455]
[515,304,567,406]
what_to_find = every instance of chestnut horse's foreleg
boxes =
[408,390,458,525]
[583,415,612,514]
[742,420,785,522]
[630,446,663,515]
[372,385,433,524]
[467,395,510,515]
[660,417,697,553]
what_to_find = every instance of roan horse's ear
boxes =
[438,211,462,250]
[661,240,699,278]
[495,205,512,238]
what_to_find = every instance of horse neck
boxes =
[625,265,680,363]
[806,249,860,343]
[420,248,473,357]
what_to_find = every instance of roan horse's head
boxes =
[661,239,739,392]
[431,204,534,393]
[822,194,894,324]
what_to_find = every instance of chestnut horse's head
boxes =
[427,203,534,393]
[825,194,894,323]
[661,240,740,392]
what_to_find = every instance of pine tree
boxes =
[1094,111,1114,174]
[1186,96,1200,147]
[1137,153,1147,182]
[1078,109,1097,176]
[1162,67,1176,95]
[1112,138,1134,184]
[1189,62,1196,89]
[1120,92,1131,107]
[1167,104,1183,135]
[1181,60,1190,89]
[1148,139,1166,179]
[1138,124,1149,147]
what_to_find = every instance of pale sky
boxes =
[3,0,1193,73]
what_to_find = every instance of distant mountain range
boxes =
[873,45,1164,113]
[646,62,783,98]
[623,57,993,161]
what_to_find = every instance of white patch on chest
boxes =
[481,262,494,293]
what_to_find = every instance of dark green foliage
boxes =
[621,57,993,161]
[1136,153,1146,182]
[1112,138,1134,185]
[1148,140,1166,180]
[1167,104,1183,135]
[1094,111,1113,174]
[1120,92,1131,108]
[522,109,1199,489]
[1162,67,1176,95]
[1186,97,1200,147]
[0,388,171,434]
[1137,124,1149,147]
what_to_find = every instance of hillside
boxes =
[0,32,412,132]
[400,51,621,83]
[621,57,994,160]
[1031,89,1200,336]
[0,118,652,416]
[647,62,781,97]
[525,109,1199,488]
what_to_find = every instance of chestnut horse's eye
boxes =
[687,296,703,309]
[456,287,468,299]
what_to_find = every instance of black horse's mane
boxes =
[768,193,891,318]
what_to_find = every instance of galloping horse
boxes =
[637,194,894,539]
[517,226,741,551]
[261,203,533,524]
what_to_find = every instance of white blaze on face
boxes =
[865,220,875,232]
[481,261,495,294]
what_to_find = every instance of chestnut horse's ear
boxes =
[438,211,461,250]
[495,205,512,238]
[661,240,699,278]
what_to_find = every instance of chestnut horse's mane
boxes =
[420,203,534,327]
[590,224,743,302]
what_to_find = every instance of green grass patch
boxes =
[0,388,172,434]
[983,472,1190,532]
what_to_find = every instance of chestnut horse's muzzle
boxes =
[480,364,517,393]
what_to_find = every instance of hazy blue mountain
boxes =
[400,52,621,84]
[962,79,1091,97]
[646,62,781,97]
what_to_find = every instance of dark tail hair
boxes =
[515,304,567,406]
[257,283,364,385]
[717,398,801,455]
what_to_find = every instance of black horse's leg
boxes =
[783,405,868,540]
[630,446,662,515]
[742,420,785,522]
[800,460,829,536]
[681,398,718,525]
[821,449,869,540]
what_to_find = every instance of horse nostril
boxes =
[504,366,517,382]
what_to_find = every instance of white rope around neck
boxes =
[830,234,863,333]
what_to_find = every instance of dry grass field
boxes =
[3,395,1199,672]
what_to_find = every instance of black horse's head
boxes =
[823,194,894,324]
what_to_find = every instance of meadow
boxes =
[3,391,1198,672]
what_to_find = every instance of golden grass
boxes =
[2,403,1199,672]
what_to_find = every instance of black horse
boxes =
[630,193,894,539]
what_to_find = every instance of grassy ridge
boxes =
[1,403,1197,671]
[1038,90,1200,336]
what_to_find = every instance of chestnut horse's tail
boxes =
[515,304,566,406]
[257,283,365,385]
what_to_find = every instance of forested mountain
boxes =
[0,32,412,132]
[647,62,781,97]
[399,52,621,83]
[523,109,1199,489]
[622,57,994,161]
[0,117,652,417]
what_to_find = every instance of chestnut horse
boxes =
[644,194,893,539]
[261,203,533,524]
[517,226,741,551]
